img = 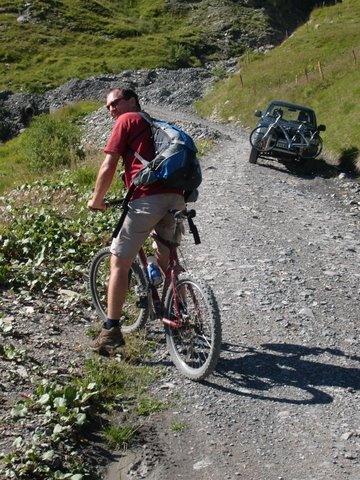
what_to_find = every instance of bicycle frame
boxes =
[100,200,202,330]
[264,114,314,149]
[137,222,192,329]
[279,121,317,150]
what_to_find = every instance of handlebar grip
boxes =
[104,199,124,208]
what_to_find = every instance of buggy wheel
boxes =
[249,146,259,164]
[250,126,278,152]
[88,247,149,333]
[164,274,222,381]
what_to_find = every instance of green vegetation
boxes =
[1,350,164,478]
[170,421,188,433]
[0,150,170,477]
[0,101,101,192]
[22,114,83,172]
[196,0,360,168]
[0,173,122,290]
[0,0,203,93]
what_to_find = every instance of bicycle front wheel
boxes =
[164,274,222,381]
[250,126,278,152]
[88,247,149,333]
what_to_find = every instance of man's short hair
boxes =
[108,87,141,109]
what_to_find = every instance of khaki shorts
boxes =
[110,193,185,260]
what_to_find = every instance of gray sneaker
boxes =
[90,325,125,355]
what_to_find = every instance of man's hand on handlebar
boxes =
[87,199,106,212]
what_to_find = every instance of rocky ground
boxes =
[0,62,237,141]
[1,69,360,480]
[101,111,359,480]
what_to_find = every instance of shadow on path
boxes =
[205,342,360,405]
[255,156,338,178]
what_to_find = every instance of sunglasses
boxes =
[106,97,125,110]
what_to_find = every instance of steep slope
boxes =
[0,0,334,93]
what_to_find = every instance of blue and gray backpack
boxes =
[131,112,202,202]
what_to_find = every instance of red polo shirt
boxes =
[104,111,182,201]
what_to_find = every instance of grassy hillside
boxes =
[196,0,360,168]
[0,0,203,92]
[0,0,319,94]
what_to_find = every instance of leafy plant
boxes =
[167,43,192,68]
[1,354,163,479]
[0,175,122,291]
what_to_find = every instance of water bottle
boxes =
[147,255,162,286]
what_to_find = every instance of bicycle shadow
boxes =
[206,342,360,405]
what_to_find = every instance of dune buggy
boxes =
[249,100,326,165]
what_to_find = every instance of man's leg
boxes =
[154,207,185,275]
[90,255,134,354]
[90,194,184,354]
[107,255,133,319]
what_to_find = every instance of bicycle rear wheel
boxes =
[299,133,323,159]
[88,247,149,333]
[164,274,222,381]
[250,126,278,152]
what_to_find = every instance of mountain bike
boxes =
[249,111,324,160]
[88,200,222,381]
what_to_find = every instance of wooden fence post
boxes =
[318,61,324,80]
[239,73,244,88]
[305,68,309,83]
[352,49,357,65]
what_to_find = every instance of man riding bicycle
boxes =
[87,88,185,354]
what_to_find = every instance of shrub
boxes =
[167,44,192,68]
[21,114,84,172]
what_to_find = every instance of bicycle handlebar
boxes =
[104,199,125,208]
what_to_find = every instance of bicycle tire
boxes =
[299,133,323,159]
[164,274,222,381]
[88,247,149,333]
[250,126,278,152]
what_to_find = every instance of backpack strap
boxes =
[133,150,149,167]
[112,183,136,239]
[125,112,154,167]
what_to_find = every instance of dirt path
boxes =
[105,111,360,480]
[1,102,358,480]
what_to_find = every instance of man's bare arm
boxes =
[88,152,120,210]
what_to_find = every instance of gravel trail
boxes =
[1,78,359,480]
[105,110,360,480]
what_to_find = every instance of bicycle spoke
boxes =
[164,274,222,380]
[89,248,149,333]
